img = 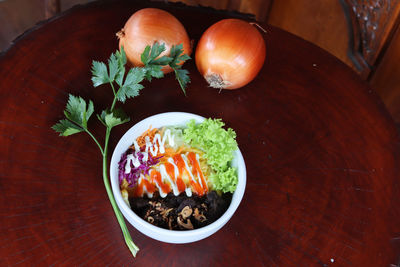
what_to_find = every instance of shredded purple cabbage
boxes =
[118,149,162,187]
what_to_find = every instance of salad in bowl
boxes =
[110,112,246,243]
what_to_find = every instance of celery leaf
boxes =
[97,108,130,129]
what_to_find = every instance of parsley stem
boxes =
[109,82,119,112]
[102,127,139,257]
[110,89,119,112]
[110,81,117,97]
[84,128,104,155]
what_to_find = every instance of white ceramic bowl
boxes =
[110,112,246,243]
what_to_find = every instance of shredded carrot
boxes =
[132,126,159,150]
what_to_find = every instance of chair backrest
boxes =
[341,0,400,79]
[165,0,273,21]
[44,0,60,19]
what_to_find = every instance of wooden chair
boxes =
[340,0,400,79]
[165,0,273,21]
[44,0,60,19]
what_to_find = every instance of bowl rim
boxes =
[110,112,246,241]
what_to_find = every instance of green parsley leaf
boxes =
[52,94,94,136]
[140,42,191,94]
[116,67,146,103]
[97,108,130,128]
[63,94,94,129]
[92,47,128,87]
[174,68,190,95]
[168,44,191,94]
[141,42,165,65]
[117,46,127,66]
[115,67,125,87]
[144,65,164,81]
[149,42,166,62]
[169,44,181,59]
[91,61,109,87]
[169,44,191,69]
[124,67,146,87]
[141,42,173,81]
[152,55,173,66]
[52,119,84,136]
[112,47,128,85]
[108,54,119,82]
[140,45,151,65]
[117,84,144,103]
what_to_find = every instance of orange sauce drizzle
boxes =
[165,162,186,193]
[151,170,170,194]
[133,180,143,198]
[172,154,190,193]
[133,176,157,197]
[132,153,208,197]
[187,152,208,195]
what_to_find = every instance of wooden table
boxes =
[1,0,400,266]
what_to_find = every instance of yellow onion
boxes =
[117,8,191,73]
[195,19,266,90]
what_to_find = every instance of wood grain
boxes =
[0,0,400,266]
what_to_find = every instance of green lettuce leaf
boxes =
[183,118,238,193]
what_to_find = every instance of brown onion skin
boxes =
[118,8,191,74]
[195,19,266,90]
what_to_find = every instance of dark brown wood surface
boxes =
[1,0,400,266]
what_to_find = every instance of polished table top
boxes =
[1,0,400,266]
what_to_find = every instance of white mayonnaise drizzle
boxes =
[144,129,175,157]
[124,129,175,173]
[125,153,141,174]
[181,153,201,187]
[168,157,192,197]
[159,164,179,196]
[167,156,193,197]
[153,130,175,154]
[195,153,204,188]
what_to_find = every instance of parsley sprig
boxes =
[141,42,191,95]
[52,44,190,258]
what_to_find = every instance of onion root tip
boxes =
[205,74,231,89]
[116,29,125,39]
